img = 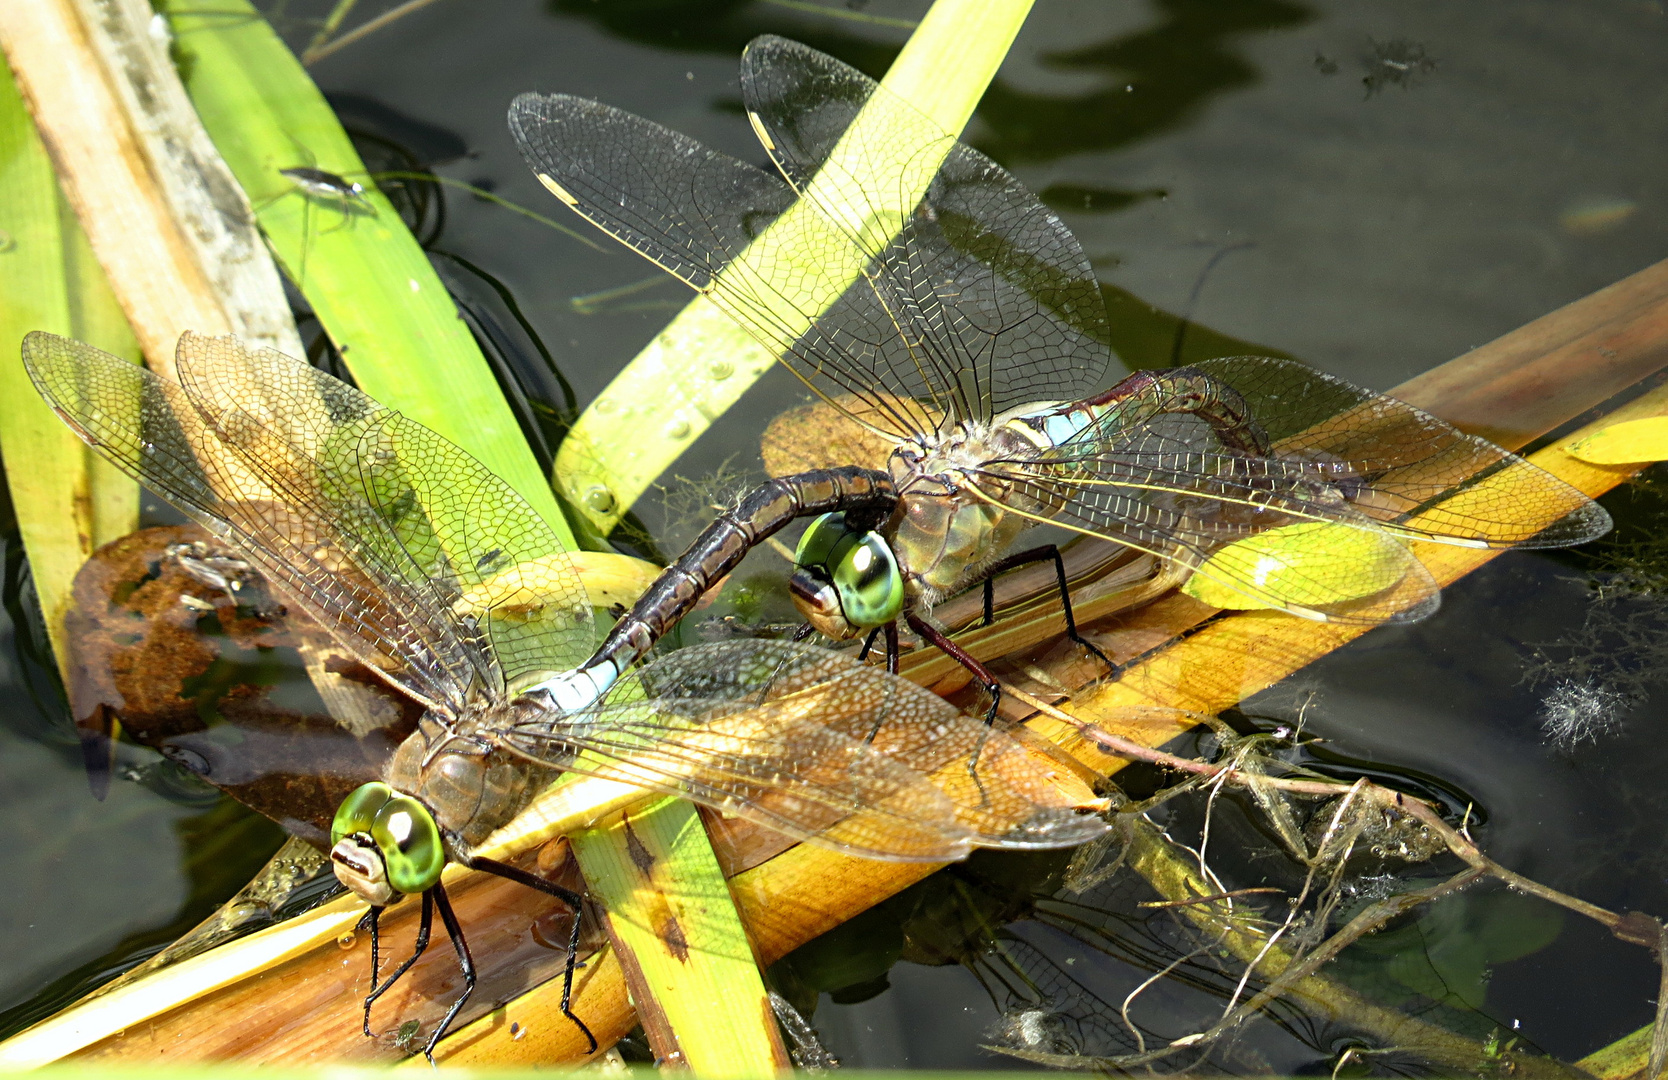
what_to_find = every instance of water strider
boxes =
[276,165,369,207]
[254,160,377,288]
[509,36,1610,719]
[22,330,1107,1062]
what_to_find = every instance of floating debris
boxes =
[1361,38,1437,97]
[1538,678,1630,750]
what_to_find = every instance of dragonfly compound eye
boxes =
[331,782,401,904]
[790,513,903,636]
[832,533,903,628]
[332,781,396,847]
[371,795,446,896]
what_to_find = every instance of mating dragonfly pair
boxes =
[29,35,1605,1064]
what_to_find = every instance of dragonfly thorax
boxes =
[386,713,553,847]
[886,423,1040,602]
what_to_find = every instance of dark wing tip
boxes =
[1521,496,1613,549]
[982,809,1110,850]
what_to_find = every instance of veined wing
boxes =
[23,333,590,713]
[971,357,1608,622]
[975,441,1443,624]
[740,36,1114,424]
[1188,357,1611,548]
[169,333,594,693]
[508,37,1114,441]
[23,332,463,710]
[502,641,1106,860]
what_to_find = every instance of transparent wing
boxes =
[23,332,590,712]
[739,35,1113,422]
[502,641,1105,860]
[1189,357,1612,548]
[972,357,1609,623]
[22,332,461,710]
[170,334,593,692]
[508,36,1113,439]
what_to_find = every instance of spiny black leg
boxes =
[907,613,1002,726]
[1034,545,1118,677]
[561,894,592,1053]
[468,855,585,910]
[907,613,1001,803]
[423,883,474,1066]
[975,545,1119,678]
[365,892,433,1029]
[358,906,384,1038]
[469,857,598,1053]
[858,626,882,663]
[791,622,816,643]
[853,622,906,751]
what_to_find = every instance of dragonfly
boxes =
[22,330,1108,1062]
[508,35,1611,718]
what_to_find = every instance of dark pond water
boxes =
[3,0,1668,1070]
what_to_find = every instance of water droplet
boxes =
[584,486,616,514]
[707,359,734,380]
[665,418,691,439]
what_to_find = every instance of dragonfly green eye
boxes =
[371,795,445,895]
[330,783,444,900]
[791,513,903,636]
[833,533,903,627]
[332,781,396,847]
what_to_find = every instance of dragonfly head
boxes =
[329,781,446,906]
[790,512,904,639]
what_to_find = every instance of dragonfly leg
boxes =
[364,892,434,1038]
[468,856,599,1053]
[976,545,1118,678]
[792,622,816,643]
[423,883,474,1065]
[906,613,1001,725]
[857,626,882,663]
[908,614,1000,802]
[853,622,907,752]
[357,905,383,1038]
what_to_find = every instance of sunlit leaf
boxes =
[1566,416,1668,464]
[1180,522,1409,610]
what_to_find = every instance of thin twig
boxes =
[302,0,450,65]
[1139,887,1284,910]
[302,0,361,62]
[1010,685,1664,945]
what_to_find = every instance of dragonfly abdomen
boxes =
[1010,368,1272,456]
[583,466,898,684]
